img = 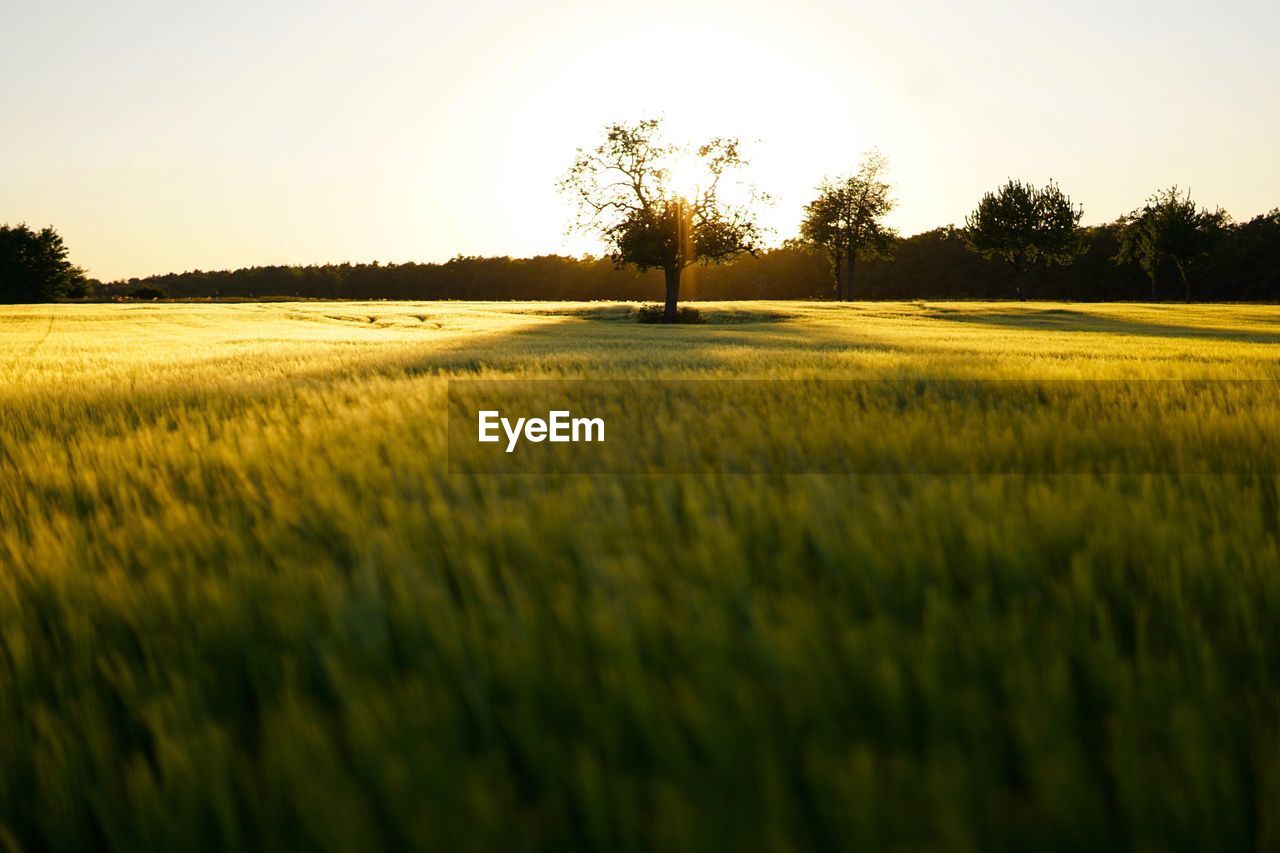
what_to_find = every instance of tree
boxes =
[560,119,767,323]
[963,180,1083,300]
[1202,209,1280,301]
[800,151,898,301]
[1114,187,1229,302]
[0,224,88,303]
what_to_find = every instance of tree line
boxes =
[558,120,1272,319]
[2,119,1278,309]
[62,218,1273,306]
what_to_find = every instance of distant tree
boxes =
[800,151,898,301]
[560,118,768,323]
[1203,209,1280,301]
[964,180,1083,300]
[0,224,88,303]
[1114,187,1229,302]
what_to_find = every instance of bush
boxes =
[635,304,706,324]
[129,287,167,300]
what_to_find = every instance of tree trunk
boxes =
[663,266,681,324]
[839,245,849,302]
[832,251,843,300]
[1178,261,1190,303]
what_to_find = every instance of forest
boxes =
[92,210,1280,303]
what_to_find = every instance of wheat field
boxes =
[3,301,1280,851]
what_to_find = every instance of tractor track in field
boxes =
[8,314,56,384]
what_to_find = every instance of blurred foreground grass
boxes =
[2,300,1280,851]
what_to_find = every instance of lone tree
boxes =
[0,224,88,303]
[560,119,767,323]
[800,151,898,301]
[964,180,1082,300]
[1115,187,1228,302]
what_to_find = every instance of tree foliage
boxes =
[78,191,1279,305]
[800,151,898,300]
[0,224,88,303]
[1115,187,1229,301]
[560,119,767,322]
[964,180,1083,300]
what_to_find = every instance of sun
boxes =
[666,153,706,203]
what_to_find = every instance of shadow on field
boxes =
[926,306,1280,344]
[401,309,902,377]
[8,309,906,448]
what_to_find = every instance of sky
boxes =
[2,0,1277,281]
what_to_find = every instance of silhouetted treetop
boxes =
[0,224,88,303]
[964,180,1083,301]
[1115,187,1229,302]
[801,151,898,301]
[560,118,768,322]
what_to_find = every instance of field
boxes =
[3,300,1280,851]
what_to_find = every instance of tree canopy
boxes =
[1115,187,1229,302]
[964,180,1083,300]
[0,224,88,303]
[89,215,1280,305]
[560,118,767,322]
[800,151,898,301]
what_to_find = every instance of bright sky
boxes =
[3,0,1277,280]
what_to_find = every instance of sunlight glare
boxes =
[666,153,706,203]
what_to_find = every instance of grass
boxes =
[2,300,1280,851]
[633,303,706,323]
